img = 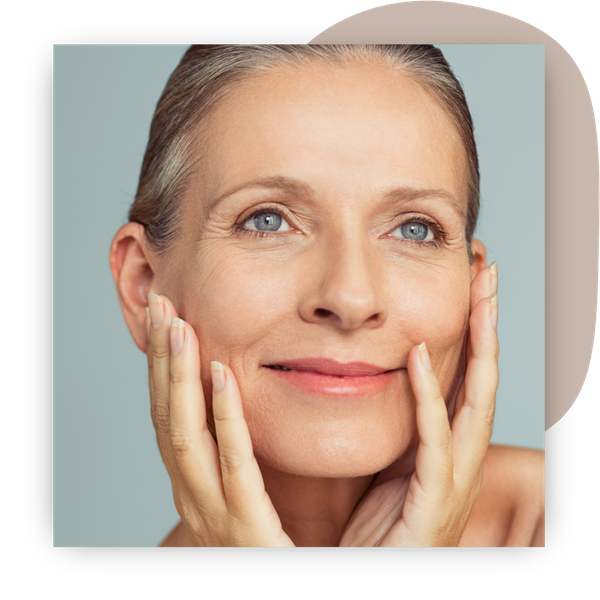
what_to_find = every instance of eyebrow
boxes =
[205,175,465,220]
[205,175,316,215]
[382,186,467,221]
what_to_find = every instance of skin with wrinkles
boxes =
[109,57,542,547]
[154,60,473,478]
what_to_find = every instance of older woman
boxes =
[109,45,544,546]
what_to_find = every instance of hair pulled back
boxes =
[129,45,479,257]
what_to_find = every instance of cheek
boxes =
[176,250,313,460]
[176,247,297,365]
[167,250,295,437]
[387,263,470,374]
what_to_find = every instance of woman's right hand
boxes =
[146,293,294,547]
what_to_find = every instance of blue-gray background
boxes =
[53,45,545,547]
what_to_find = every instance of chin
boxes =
[250,419,416,479]
[255,446,409,479]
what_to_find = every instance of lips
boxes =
[267,358,392,377]
[264,358,400,396]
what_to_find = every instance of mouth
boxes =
[266,358,394,376]
[264,358,402,396]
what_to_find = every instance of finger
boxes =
[408,342,453,499]
[211,362,269,519]
[145,306,154,395]
[168,317,223,501]
[451,293,499,478]
[147,293,179,460]
[452,261,497,417]
[470,262,497,313]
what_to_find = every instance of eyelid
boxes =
[392,213,435,229]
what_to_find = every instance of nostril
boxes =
[314,308,333,319]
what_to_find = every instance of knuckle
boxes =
[152,344,171,362]
[169,369,187,386]
[170,431,194,455]
[213,412,239,429]
[151,403,170,432]
[219,448,245,476]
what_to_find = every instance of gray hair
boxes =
[129,45,479,258]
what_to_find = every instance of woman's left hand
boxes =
[339,264,499,547]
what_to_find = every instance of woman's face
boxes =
[154,59,473,478]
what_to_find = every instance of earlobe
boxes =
[109,222,155,353]
[470,239,487,279]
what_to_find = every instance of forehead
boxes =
[187,58,469,214]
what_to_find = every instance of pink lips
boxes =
[265,358,399,396]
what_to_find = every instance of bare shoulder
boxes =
[460,444,545,547]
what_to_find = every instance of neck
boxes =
[260,464,374,547]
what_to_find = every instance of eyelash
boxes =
[235,207,447,247]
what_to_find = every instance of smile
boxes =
[264,358,402,396]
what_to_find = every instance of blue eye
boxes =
[391,221,434,242]
[244,211,291,232]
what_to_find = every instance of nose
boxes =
[298,234,389,331]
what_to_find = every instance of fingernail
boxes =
[489,293,498,330]
[170,317,185,355]
[211,361,226,393]
[145,307,151,340]
[418,342,432,372]
[148,292,164,329]
[490,262,498,295]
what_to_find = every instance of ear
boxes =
[470,239,487,279]
[109,222,155,353]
